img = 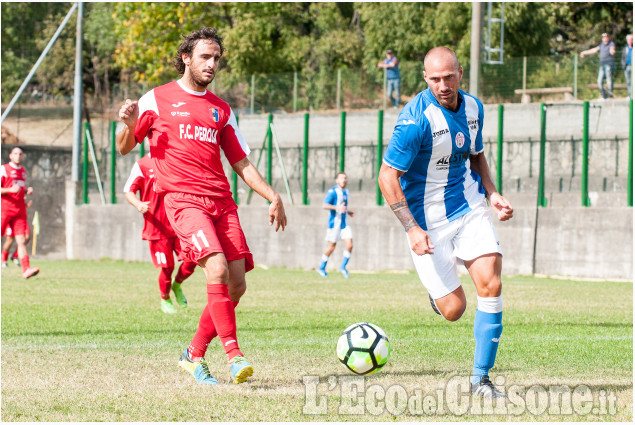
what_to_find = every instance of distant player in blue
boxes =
[378,47,514,399]
[317,172,355,278]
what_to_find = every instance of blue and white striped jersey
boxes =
[324,185,349,229]
[383,88,486,230]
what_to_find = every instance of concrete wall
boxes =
[67,193,633,280]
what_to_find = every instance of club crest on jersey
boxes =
[455,132,465,148]
[210,107,220,122]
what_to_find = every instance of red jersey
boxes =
[1,162,27,214]
[124,154,175,240]
[134,80,250,198]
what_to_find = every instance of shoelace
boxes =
[199,360,212,376]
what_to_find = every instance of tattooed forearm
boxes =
[390,201,418,231]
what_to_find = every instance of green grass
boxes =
[1,260,632,421]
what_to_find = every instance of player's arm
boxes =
[231,157,287,231]
[378,163,434,255]
[0,185,20,194]
[117,99,139,155]
[469,152,513,221]
[125,190,149,214]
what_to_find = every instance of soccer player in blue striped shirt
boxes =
[317,172,354,278]
[379,47,514,399]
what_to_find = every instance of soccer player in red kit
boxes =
[124,153,197,314]
[116,27,287,385]
[1,147,39,279]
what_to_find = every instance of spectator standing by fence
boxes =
[621,34,633,99]
[581,32,616,100]
[378,49,401,108]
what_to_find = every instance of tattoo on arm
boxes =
[390,201,418,231]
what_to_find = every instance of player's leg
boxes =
[464,253,505,398]
[454,201,505,398]
[14,232,29,265]
[1,217,12,267]
[339,226,354,278]
[171,238,196,308]
[319,226,339,277]
[149,239,177,313]
[13,214,38,279]
[409,221,466,321]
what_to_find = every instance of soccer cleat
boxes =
[471,375,507,399]
[317,268,328,278]
[12,257,20,267]
[1,262,7,268]
[339,268,350,278]
[178,349,219,385]
[429,293,441,315]
[171,282,188,308]
[22,267,40,279]
[229,355,253,384]
[160,299,178,314]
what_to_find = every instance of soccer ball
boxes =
[336,322,390,375]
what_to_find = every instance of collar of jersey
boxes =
[177,80,207,96]
[8,162,21,169]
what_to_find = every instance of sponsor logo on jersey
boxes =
[172,102,186,107]
[401,119,416,125]
[179,124,218,144]
[455,132,465,148]
[468,118,479,131]
[435,151,469,170]
[432,128,449,139]
[171,111,191,117]
[210,107,220,122]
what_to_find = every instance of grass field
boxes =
[1,260,632,421]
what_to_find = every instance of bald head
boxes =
[423,46,463,111]
[424,47,460,73]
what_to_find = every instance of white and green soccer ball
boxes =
[336,322,390,375]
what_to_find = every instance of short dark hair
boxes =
[173,27,225,75]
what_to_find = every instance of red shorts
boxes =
[1,209,28,237]
[148,236,185,269]
[163,193,254,272]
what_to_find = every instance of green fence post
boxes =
[537,103,548,207]
[339,111,346,171]
[628,98,633,206]
[581,101,591,206]
[233,115,240,205]
[267,113,273,186]
[376,109,384,206]
[302,113,309,205]
[110,121,117,204]
[82,122,89,204]
[496,104,504,195]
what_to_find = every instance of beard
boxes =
[187,67,215,89]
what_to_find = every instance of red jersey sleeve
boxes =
[135,89,159,144]
[123,162,145,194]
[220,108,251,165]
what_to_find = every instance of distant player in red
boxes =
[124,153,197,314]
[1,147,39,279]
[116,27,287,385]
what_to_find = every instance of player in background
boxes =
[378,47,513,399]
[116,27,287,386]
[317,171,355,278]
[1,147,39,278]
[124,153,197,314]
[2,210,31,268]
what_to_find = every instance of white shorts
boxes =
[408,201,502,300]
[325,225,353,243]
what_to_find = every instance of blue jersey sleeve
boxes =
[324,188,336,205]
[383,115,425,172]
[471,100,484,154]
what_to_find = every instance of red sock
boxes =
[11,250,18,260]
[175,261,196,283]
[189,285,241,359]
[2,251,8,262]
[158,267,174,300]
[20,255,30,273]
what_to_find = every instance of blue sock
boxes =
[472,296,503,385]
[319,254,329,270]
[340,251,351,270]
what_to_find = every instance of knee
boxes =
[205,262,229,284]
[479,279,502,298]
[441,303,466,322]
[228,278,246,302]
